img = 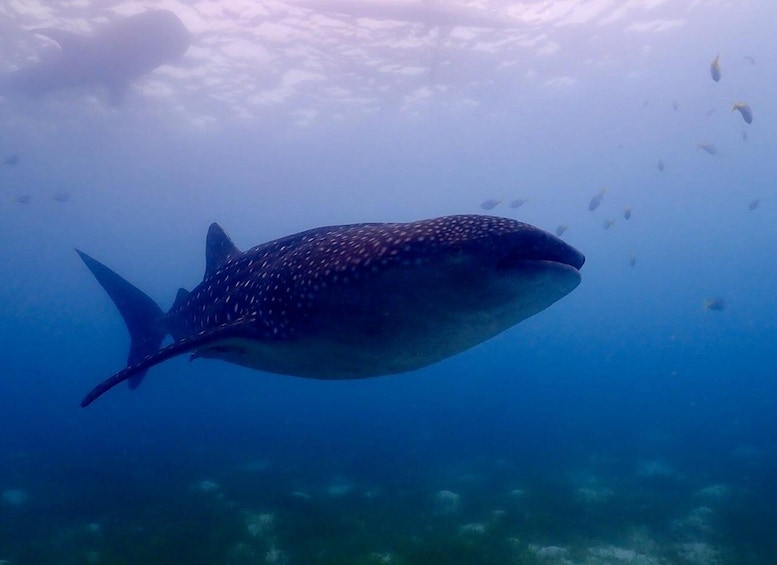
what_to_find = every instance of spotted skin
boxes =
[79,215,585,407]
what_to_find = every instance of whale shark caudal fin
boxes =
[76,250,166,391]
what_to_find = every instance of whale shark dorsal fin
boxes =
[205,222,240,279]
[172,288,190,310]
[31,28,84,52]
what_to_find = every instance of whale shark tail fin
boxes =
[76,250,166,391]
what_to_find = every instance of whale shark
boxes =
[1,10,189,104]
[77,215,584,407]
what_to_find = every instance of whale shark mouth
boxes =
[497,234,585,273]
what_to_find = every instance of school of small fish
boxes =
[473,51,759,311]
[2,152,71,204]
[1,44,759,321]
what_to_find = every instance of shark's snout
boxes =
[497,228,585,272]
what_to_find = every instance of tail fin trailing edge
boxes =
[76,250,166,390]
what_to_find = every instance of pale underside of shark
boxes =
[77,215,584,407]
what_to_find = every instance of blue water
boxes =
[2,2,776,564]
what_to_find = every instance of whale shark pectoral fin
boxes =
[30,28,84,52]
[80,320,257,407]
[189,343,247,362]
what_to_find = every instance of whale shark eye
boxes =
[451,245,463,254]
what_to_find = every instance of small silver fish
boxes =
[12,194,31,204]
[743,55,756,65]
[742,130,748,141]
[555,224,568,237]
[710,53,721,82]
[588,188,607,211]
[623,206,632,220]
[748,199,760,211]
[3,154,19,165]
[602,219,616,230]
[629,254,637,267]
[52,192,71,202]
[704,297,725,311]
[480,198,502,211]
[697,142,717,155]
[509,198,527,209]
[732,102,752,124]
[657,159,665,172]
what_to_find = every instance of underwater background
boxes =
[1,1,776,564]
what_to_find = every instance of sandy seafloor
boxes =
[3,418,776,565]
[2,1,777,564]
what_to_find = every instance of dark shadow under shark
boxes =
[77,215,585,407]
[1,9,190,104]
